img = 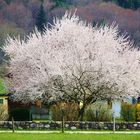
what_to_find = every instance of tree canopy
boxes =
[3,12,140,119]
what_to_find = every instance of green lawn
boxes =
[0,133,140,140]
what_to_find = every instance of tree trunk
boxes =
[78,106,85,121]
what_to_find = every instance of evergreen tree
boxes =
[51,0,67,7]
[106,0,140,10]
[35,1,47,34]
[4,0,11,5]
[133,0,140,9]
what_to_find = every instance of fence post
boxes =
[61,109,65,133]
[113,111,115,133]
[12,117,15,133]
[95,110,98,121]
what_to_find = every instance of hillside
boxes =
[0,0,140,63]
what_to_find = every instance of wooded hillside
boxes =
[0,0,140,64]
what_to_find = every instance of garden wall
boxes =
[0,121,140,130]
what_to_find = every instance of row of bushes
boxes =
[51,102,137,122]
[0,102,138,122]
[51,102,111,121]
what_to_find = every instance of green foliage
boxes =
[10,108,30,121]
[85,103,112,122]
[121,103,136,122]
[0,78,8,94]
[51,0,68,7]
[35,3,47,34]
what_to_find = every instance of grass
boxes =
[0,133,140,140]
[0,78,7,94]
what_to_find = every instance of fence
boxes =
[0,121,140,131]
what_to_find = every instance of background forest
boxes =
[0,0,140,64]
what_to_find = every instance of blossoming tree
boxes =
[4,12,140,120]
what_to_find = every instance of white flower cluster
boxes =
[3,12,140,103]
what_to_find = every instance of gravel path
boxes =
[0,131,140,134]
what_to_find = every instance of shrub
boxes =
[85,103,112,122]
[121,103,136,122]
[51,102,79,121]
[0,105,9,121]
[10,108,30,121]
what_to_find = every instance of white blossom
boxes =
[3,12,140,104]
